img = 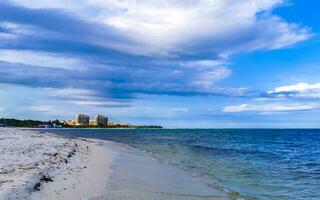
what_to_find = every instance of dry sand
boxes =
[0,129,112,200]
[30,140,112,200]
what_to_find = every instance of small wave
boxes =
[304,162,320,167]
[189,144,276,158]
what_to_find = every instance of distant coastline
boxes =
[0,118,162,129]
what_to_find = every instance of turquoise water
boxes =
[42,129,320,200]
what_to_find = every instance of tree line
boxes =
[0,118,66,128]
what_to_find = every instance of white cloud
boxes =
[30,105,56,113]
[96,0,310,55]
[0,32,16,40]
[46,88,97,100]
[7,0,310,55]
[72,100,127,107]
[0,22,20,40]
[0,50,86,70]
[269,82,320,99]
[193,66,231,88]
[44,87,130,107]
[0,84,131,119]
[272,82,320,92]
[180,59,232,88]
[223,103,320,113]
[0,22,33,35]
[181,60,226,69]
[0,22,51,42]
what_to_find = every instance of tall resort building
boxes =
[95,115,108,126]
[75,114,90,126]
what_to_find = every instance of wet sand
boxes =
[92,141,232,200]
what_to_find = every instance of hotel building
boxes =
[75,114,90,126]
[95,115,108,126]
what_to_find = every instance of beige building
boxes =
[66,120,76,126]
[75,114,90,126]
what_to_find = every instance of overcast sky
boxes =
[1,0,320,128]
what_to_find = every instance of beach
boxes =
[0,128,231,200]
[0,128,112,200]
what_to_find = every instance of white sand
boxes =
[30,140,112,200]
[0,128,112,200]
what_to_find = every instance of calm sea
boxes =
[41,129,320,200]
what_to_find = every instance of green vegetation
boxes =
[0,118,67,128]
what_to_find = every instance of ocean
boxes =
[42,129,320,200]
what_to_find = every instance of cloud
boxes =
[268,82,320,99]
[0,0,312,116]
[0,2,134,53]
[223,82,320,114]
[4,0,310,56]
[272,82,320,93]
[43,87,131,107]
[179,59,231,88]
[0,83,133,120]
[0,83,130,108]
[0,49,87,70]
[0,22,35,36]
[0,55,236,98]
[223,103,320,113]
[30,105,56,113]
[72,100,129,107]
[193,67,231,88]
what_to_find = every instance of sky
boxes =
[0,0,320,128]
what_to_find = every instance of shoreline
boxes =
[97,141,232,200]
[0,128,232,200]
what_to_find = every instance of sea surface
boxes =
[41,129,320,200]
